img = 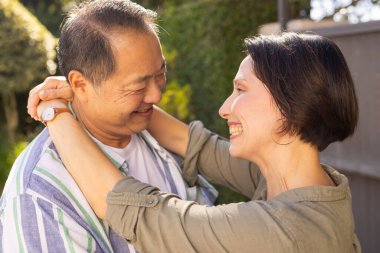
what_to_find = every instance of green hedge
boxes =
[157,0,277,203]
[0,0,57,142]
[0,138,28,192]
[159,0,278,136]
[0,0,57,93]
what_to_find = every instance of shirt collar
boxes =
[268,164,349,203]
[67,102,127,170]
[89,136,127,170]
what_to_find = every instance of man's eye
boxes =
[136,87,145,92]
[236,87,243,94]
[156,73,166,87]
[132,87,146,94]
[156,73,166,81]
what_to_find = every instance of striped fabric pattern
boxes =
[0,128,217,252]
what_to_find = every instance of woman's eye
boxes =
[236,87,243,94]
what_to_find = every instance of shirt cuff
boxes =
[106,176,160,241]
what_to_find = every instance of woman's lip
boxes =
[228,122,241,126]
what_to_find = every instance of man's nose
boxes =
[144,82,162,104]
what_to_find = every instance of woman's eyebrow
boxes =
[234,78,247,86]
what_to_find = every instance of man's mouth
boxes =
[133,107,153,116]
[135,107,152,113]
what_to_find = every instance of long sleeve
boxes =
[106,177,294,253]
[182,121,261,198]
[106,167,361,253]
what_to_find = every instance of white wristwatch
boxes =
[41,107,71,124]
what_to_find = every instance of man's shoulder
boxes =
[1,129,99,230]
[1,129,71,204]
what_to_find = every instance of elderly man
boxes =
[0,1,216,252]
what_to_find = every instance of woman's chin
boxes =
[229,146,243,158]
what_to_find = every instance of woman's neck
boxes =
[253,140,335,199]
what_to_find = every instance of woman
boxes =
[29,32,361,252]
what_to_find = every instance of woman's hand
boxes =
[28,76,73,120]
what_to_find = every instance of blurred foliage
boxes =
[289,0,311,18]
[159,0,278,137]
[0,138,28,192]
[0,0,57,92]
[158,80,193,120]
[20,0,74,36]
[0,0,307,202]
[0,0,57,142]
[135,0,192,10]
[158,0,306,203]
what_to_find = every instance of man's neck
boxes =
[71,101,132,148]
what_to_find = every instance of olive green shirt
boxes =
[106,121,361,253]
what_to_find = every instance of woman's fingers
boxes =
[27,76,71,120]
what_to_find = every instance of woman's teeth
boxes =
[229,126,243,136]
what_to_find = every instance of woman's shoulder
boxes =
[261,164,357,252]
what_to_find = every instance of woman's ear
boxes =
[68,70,90,102]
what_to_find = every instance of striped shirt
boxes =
[0,128,217,252]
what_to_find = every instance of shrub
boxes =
[0,139,28,193]
[159,0,278,136]
[0,0,57,142]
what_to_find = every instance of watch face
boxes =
[42,108,55,122]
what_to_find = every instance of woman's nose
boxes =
[219,95,233,119]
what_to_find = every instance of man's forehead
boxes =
[108,27,159,45]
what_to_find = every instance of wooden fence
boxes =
[315,20,380,253]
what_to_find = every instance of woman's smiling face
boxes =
[219,56,283,161]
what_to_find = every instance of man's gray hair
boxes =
[58,0,158,86]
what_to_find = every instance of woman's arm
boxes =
[38,101,123,219]
[147,106,189,157]
[40,107,282,252]
[182,121,261,198]
[105,177,285,253]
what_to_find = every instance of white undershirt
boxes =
[100,134,177,194]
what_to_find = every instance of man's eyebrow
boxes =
[133,60,167,83]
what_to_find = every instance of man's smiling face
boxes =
[79,29,166,147]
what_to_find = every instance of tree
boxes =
[310,0,380,23]
[20,0,74,36]
[0,0,57,142]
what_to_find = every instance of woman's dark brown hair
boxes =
[244,32,358,151]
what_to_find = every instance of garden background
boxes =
[0,0,375,203]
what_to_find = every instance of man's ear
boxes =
[68,70,90,103]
